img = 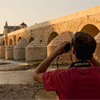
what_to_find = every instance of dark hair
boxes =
[72,32,97,60]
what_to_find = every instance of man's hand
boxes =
[53,41,71,56]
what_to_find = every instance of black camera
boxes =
[64,43,71,52]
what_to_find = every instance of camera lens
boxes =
[64,43,71,52]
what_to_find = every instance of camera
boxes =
[64,43,71,52]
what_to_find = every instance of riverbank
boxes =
[0,59,69,100]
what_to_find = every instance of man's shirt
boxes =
[42,67,100,100]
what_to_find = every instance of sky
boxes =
[0,0,100,33]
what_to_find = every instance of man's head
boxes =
[71,32,97,60]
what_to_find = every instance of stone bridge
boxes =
[0,6,100,63]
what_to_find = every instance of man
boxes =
[33,32,100,100]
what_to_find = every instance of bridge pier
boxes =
[5,46,13,60]
[47,31,74,65]
[13,39,27,60]
[25,36,47,61]
[0,46,5,58]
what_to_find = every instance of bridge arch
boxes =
[9,39,13,45]
[47,31,58,45]
[28,37,34,44]
[80,24,99,37]
[18,36,22,42]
